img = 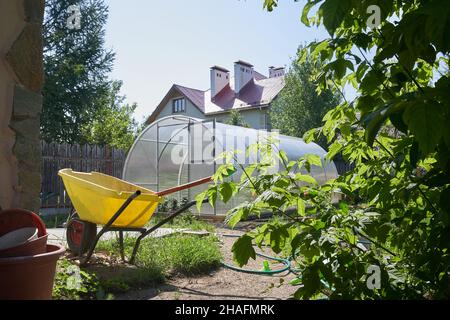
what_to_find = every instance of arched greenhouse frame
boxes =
[123,115,338,214]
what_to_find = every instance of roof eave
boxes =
[205,103,270,116]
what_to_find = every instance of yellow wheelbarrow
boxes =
[58,169,211,265]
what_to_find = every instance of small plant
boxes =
[100,278,130,293]
[158,198,170,212]
[169,198,178,211]
[53,259,105,300]
[180,196,189,207]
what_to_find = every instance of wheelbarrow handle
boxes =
[155,176,213,197]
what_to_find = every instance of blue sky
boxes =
[104,0,330,122]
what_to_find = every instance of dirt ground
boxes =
[115,227,299,300]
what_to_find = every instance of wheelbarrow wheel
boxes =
[66,215,97,255]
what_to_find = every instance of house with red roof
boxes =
[145,60,286,130]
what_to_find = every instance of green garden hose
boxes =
[220,233,336,293]
[220,233,292,275]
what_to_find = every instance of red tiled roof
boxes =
[204,76,285,114]
[174,85,205,112]
[146,69,285,123]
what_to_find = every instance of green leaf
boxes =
[219,182,235,203]
[360,69,384,94]
[294,266,321,299]
[302,0,321,26]
[207,187,218,208]
[297,198,306,216]
[295,174,318,185]
[326,141,343,161]
[339,201,349,215]
[402,102,444,154]
[195,190,208,212]
[303,128,317,143]
[319,0,351,35]
[328,58,353,80]
[227,207,245,228]
[269,225,289,254]
[232,234,256,267]
[241,164,257,183]
[263,0,278,12]
[290,277,302,286]
[312,220,326,230]
[364,102,408,146]
[389,112,408,134]
[305,154,323,168]
[213,164,237,183]
[352,33,371,50]
[224,165,237,178]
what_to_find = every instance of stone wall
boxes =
[0,0,44,212]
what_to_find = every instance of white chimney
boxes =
[210,66,230,100]
[234,60,254,94]
[269,66,285,78]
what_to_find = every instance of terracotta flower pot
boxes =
[0,234,48,258]
[0,244,65,300]
[0,209,47,238]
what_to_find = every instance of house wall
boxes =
[206,107,270,130]
[0,0,44,211]
[152,91,272,131]
[155,93,205,121]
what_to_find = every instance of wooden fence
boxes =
[41,141,126,208]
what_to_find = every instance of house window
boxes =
[172,98,185,113]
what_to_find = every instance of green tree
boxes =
[198,0,450,299]
[225,110,250,128]
[270,47,340,141]
[81,81,139,151]
[42,0,115,143]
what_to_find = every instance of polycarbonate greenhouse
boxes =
[123,115,338,214]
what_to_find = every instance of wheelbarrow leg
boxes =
[79,190,142,266]
[119,231,125,262]
[129,199,208,264]
[80,227,106,266]
[129,231,145,264]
